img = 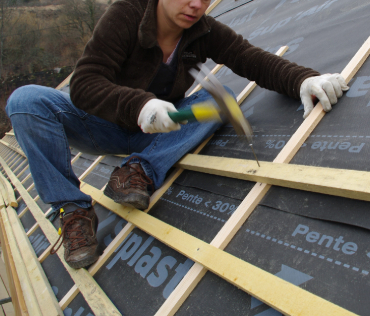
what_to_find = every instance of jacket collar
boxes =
[138,0,211,49]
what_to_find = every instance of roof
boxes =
[1,0,370,315]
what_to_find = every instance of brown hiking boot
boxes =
[50,207,99,269]
[104,157,154,210]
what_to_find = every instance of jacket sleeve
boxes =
[205,16,320,100]
[70,2,156,130]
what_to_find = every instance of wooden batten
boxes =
[0,208,43,315]
[0,156,122,316]
[0,140,26,158]
[0,209,25,315]
[177,154,370,202]
[7,206,63,315]
[0,173,18,207]
[81,182,355,316]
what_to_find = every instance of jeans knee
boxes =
[6,85,44,118]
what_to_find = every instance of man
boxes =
[6,0,349,269]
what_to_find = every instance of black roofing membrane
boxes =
[177,206,370,316]
[10,157,26,172]
[94,227,194,316]
[178,0,370,314]
[29,226,50,257]
[17,167,30,183]
[19,207,36,232]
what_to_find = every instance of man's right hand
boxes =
[138,99,181,133]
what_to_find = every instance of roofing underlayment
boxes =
[0,0,370,315]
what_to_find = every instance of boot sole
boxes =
[104,185,149,210]
[67,252,99,269]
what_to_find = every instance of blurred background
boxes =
[0,0,110,137]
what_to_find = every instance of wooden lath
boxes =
[0,156,122,316]
[0,152,357,315]
[6,205,63,315]
[80,182,356,316]
[0,206,27,315]
[177,154,370,202]
[0,140,26,158]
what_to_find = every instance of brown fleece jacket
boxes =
[70,0,320,131]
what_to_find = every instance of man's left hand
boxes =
[300,73,349,119]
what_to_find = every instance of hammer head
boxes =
[190,65,254,144]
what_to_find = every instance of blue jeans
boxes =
[6,85,234,212]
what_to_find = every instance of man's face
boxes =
[158,0,211,30]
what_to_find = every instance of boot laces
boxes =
[50,209,92,255]
[123,157,154,191]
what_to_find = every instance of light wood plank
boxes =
[38,245,52,264]
[0,251,11,296]
[20,173,32,185]
[79,156,104,181]
[58,285,78,310]
[0,157,122,316]
[5,153,16,164]
[81,183,355,316]
[55,73,73,90]
[7,206,63,315]
[71,152,82,164]
[13,160,27,175]
[17,165,29,179]
[9,157,22,170]
[0,175,17,208]
[25,183,34,193]
[7,157,19,170]
[0,184,8,208]
[205,0,222,14]
[0,191,5,210]
[177,154,370,202]
[26,223,39,237]
[0,217,24,316]
[1,208,42,315]
[0,148,13,160]
[17,206,29,219]
[0,142,25,158]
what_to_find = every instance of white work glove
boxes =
[300,73,349,119]
[138,99,181,133]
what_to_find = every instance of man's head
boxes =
[157,0,211,31]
